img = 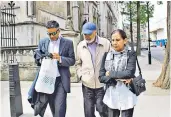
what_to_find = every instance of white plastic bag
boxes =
[35,58,60,94]
[103,81,137,110]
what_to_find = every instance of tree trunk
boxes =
[153,1,170,89]
[136,1,141,56]
[130,1,134,51]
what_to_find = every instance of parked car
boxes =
[150,42,157,47]
[141,41,148,50]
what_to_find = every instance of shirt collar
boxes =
[97,36,104,45]
[83,36,103,47]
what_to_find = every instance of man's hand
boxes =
[52,53,60,61]
[106,71,110,76]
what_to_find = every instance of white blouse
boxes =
[103,80,137,110]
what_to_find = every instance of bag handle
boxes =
[129,37,142,76]
[136,56,142,76]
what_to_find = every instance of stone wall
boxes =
[36,9,66,30]
[1,63,39,81]
[36,1,67,20]
[1,63,79,82]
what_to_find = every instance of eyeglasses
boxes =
[47,29,59,36]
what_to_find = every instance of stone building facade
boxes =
[1,1,68,46]
[0,1,122,81]
[98,1,122,39]
[1,1,122,45]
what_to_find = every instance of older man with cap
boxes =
[76,22,111,117]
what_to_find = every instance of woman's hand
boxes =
[118,78,133,84]
[105,71,110,76]
[124,79,132,84]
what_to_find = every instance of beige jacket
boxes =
[75,36,111,89]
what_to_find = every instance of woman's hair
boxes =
[111,29,127,40]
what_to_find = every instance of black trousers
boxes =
[82,84,108,117]
[108,108,134,117]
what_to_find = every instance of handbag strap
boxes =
[136,56,142,76]
[129,36,142,76]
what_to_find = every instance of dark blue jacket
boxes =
[28,37,75,116]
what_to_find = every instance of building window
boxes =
[67,1,70,16]
[26,1,36,17]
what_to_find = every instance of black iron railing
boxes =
[1,1,16,63]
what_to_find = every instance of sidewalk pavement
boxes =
[0,53,170,117]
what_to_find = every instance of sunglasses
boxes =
[47,29,59,36]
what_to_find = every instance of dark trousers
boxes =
[43,78,67,117]
[82,84,108,117]
[108,108,134,117]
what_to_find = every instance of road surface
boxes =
[142,47,165,63]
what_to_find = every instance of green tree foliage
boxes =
[125,1,154,25]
